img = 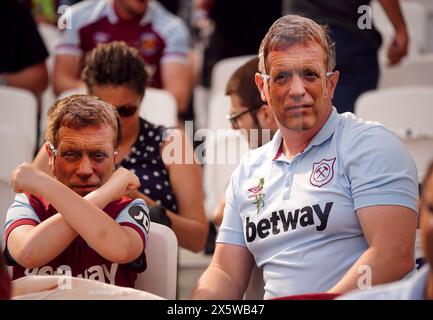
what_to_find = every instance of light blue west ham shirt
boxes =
[218,108,419,299]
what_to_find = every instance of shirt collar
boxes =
[107,0,119,24]
[138,1,152,26]
[269,129,283,161]
[271,130,283,161]
[270,107,341,161]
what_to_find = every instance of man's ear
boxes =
[255,72,268,102]
[113,149,119,171]
[45,142,54,167]
[327,70,340,100]
[256,104,272,126]
[256,104,277,135]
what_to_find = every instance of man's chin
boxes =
[292,123,314,131]
[72,186,98,196]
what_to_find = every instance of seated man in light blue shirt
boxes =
[340,161,433,300]
[192,14,419,300]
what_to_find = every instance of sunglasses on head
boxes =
[116,104,138,117]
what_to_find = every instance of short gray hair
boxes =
[259,14,336,73]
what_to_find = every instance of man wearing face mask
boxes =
[192,15,418,300]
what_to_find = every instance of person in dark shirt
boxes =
[0,0,48,95]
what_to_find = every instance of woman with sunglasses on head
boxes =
[34,41,208,252]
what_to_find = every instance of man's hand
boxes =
[378,0,409,66]
[10,163,49,194]
[388,29,408,66]
[100,167,140,201]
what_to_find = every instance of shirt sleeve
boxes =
[3,193,40,265]
[216,168,247,247]
[55,6,83,56]
[160,17,191,64]
[116,199,150,272]
[344,126,419,213]
[116,199,150,249]
[4,193,40,245]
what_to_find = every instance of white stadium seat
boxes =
[379,55,433,88]
[210,55,256,97]
[0,87,38,246]
[355,86,433,181]
[134,222,178,299]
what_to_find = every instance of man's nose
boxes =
[288,73,306,99]
[76,155,94,177]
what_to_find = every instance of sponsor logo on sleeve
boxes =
[128,205,150,233]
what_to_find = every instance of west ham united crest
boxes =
[310,158,336,188]
[140,32,159,56]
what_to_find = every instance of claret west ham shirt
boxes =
[56,0,190,88]
[4,193,150,288]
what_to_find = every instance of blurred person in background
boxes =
[286,0,409,113]
[0,0,48,96]
[213,57,278,227]
[53,0,194,117]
